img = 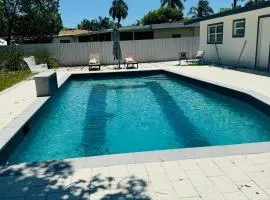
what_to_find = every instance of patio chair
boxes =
[179,51,188,65]
[186,50,205,65]
[123,53,139,69]
[89,53,101,71]
[23,56,48,73]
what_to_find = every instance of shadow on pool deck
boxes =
[0,161,151,199]
[146,81,210,147]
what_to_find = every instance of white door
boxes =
[256,17,270,70]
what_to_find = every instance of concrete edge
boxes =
[1,142,270,176]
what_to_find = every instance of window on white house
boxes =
[207,23,223,44]
[233,19,245,37]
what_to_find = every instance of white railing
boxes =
[0,37,199,66]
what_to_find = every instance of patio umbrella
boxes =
[112,27,122,69]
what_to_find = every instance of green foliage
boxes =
[188,0,214,18]
[161,0,185,9]
[0,70,32,91]
[0,0,7,37]
[245,0,267,7]
[219,7,232,12]
[141,7,183,25]
[1,47,24,71]
[77,17,116,31]
[34,50,59,69]
[2,0,62,44]
[109,0,128,26]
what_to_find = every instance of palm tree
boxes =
[232,0,245,8]
[109,0,128,27]
[188,0,214,18]
[160,0,185,9]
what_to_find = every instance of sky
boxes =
[60,0,243,28]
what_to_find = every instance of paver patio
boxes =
[0,153,270,199]
[0,62,270,199]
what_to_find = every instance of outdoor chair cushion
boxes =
[89,58,97,64]
[125,57,134,63]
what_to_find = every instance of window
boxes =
[233,19,245,37]
[134,31,154,40]
[60,40,70,43]
[120,32,133,41]
[207,23,223,44]
[172,34,181,38]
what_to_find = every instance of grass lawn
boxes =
[0,70,33,92]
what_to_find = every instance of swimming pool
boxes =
[7,73,270,164]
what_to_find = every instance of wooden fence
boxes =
[0,37,199,66]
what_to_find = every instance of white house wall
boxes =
[200,7,270,68]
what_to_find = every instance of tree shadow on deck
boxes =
[0,160,150,200]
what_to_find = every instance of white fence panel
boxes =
[0,37,199,66]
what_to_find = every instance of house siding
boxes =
[154,27,199,39]
[200,7,270,68]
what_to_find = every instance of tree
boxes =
[219,7,232,12]
[3,0,20,44]
[2,0,62,44]
[18,0,62,39]
[109,0,128,27]
[160,0,185,9]
[141,7,183,25]
[245,0,267,6]
[232,0,246,8]
[188,0,214,18]
[77,17,115,31]
[0,0,7,37]
[78,19,92,30]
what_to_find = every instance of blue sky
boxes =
[60,0,242,28]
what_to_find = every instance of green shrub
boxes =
[141,7,183,25]
[1,47,24,71]
[34,50,59,69]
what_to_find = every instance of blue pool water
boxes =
[7,74,270,164]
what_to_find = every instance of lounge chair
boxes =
[89,53,101,71]
[186,51,205,65]
[179,51,188,65]
[123,54,139,69]
[23,56,48,73]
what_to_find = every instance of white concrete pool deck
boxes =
[0,62,270,199]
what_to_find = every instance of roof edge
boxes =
[185,1,270,25]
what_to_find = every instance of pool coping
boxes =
[0,68,270,172]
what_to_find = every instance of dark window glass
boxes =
[172,34,182,38]
[120,32,133,41]
[207,23,223,44]
[216,25,223,33]
[60,40,70,43]
[233,19,245,37]
[134,31,154,40]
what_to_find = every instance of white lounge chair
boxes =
[123,53,139,69]
[88,53,101,71]
[23,56,48,73]
[186,51,205,65]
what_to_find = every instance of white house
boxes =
[186,2,270,71]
